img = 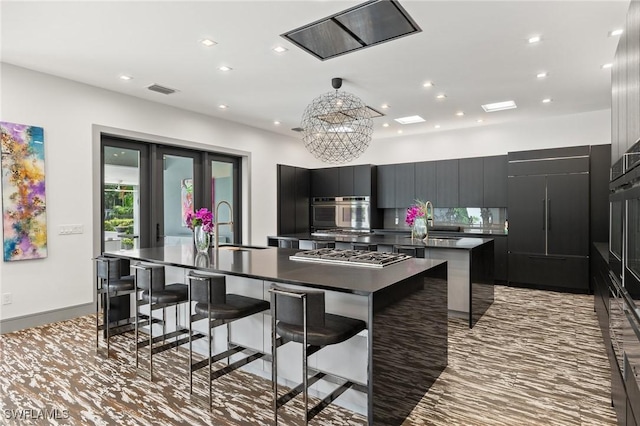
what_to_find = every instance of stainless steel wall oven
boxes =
[311,196,370,231]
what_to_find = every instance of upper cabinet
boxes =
[377,164,396,208]
[310,167,339,197]
[277,164,310,234]
[459,157,483,207]
[415,161,436,203]
[436,159,459,207]
[395,163,416,207]
[483,156,508,207]
[311,165,376,198]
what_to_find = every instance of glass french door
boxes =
[101,136,241,250]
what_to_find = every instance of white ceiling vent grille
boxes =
[147,84,177,95]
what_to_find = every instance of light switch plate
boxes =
[1,293,12,305]
[58,224,83,235]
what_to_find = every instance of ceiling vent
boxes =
[281,0,421,61]
[147,84,177,95]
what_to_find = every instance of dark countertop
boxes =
[270,233,493,250]
[373,228,508,237]
[594,242,609,264]
[104,244,446,296]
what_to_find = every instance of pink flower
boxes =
[185,208,215,233]
[405,201,427,227]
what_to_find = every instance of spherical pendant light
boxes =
[300,78,373,164]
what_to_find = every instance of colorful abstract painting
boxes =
[181,178,193,227]
[1,122,47,261]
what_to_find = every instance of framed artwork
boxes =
[1,121,48,261]
[181,178,193,227]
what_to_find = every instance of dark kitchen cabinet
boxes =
[507,147,590,291]
[353,165,372,196]
[377,164,395,208]
[339,166,355,196]
[493,235,508,282]
[459,157,483,207]
[483,155,508,207]
[436,159,459,207]
[277,164,310,234]
[395,163,415,208]
[415,161,436,203]
[311,167,339,198]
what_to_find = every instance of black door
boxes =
[507,175,546,254]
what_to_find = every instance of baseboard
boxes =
[0,303,94,334]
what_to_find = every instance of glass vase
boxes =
[194,225,211,253]
[412,217,428,240]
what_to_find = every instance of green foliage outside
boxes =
[104,184,135,249]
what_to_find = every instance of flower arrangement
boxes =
[185,208,215,233]
[405,200,429,227]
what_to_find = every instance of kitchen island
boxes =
[269,233,495,328]
[104,244,448,426]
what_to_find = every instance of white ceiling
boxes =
[0,1,631,141]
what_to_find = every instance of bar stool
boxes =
[351,242,377,251]
[187,272,270,409]
[269,285,367,425]
[132,262,190,381]
[95,256,136,358]
[278,239,299,249]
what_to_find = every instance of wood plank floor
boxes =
[0,286,616,425]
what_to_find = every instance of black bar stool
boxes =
[132,262,190,381]
[188,272,270,410]
[269,285,367,425]
[95,256,136,358]
[351,243,377,251]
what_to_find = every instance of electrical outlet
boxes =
[1,293,12,305]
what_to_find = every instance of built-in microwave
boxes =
[312,196,370,230]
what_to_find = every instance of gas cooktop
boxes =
[289,248,411,268]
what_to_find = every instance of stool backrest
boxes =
[190,274,226,304]
[134,263,166,291]
[271,287,325,328]
[96,256,120,280]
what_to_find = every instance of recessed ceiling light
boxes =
[119,75,132,81]
[528,35,542,44]
[274,121,281,125]
[602,63,613,69]
[273,46,288,53]
[434,124,441,129]
[218,66,232,72]
[113,153,118,157]
[609,29,624,37]
[381,104,390,109]
[537,72,548,79]
[382,123,390,127]
[397,130,403,134]
[481,100,517,112]
[219,104,228,109]
[436,94,447,99]
[455,111,465,116]
[542,98,553,103]
[394,115,425,124]
[200,39,217,47]
[477,119,484,123]
[423,81,434,87]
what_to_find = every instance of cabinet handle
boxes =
[548,199,551,231]
[528,255,566,260]
[542,199,546,230]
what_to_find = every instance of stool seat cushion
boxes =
[142,284,188,304]
[276,313,366,347]
[106,275,135,293]
[194,294,269,320]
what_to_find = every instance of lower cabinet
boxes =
[508,253,588,291]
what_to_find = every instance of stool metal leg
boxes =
[148,269,154,381]
[302,294,308,425]
[106,285,111,356]
[271,295,278,426]
[134,268,140,369]
[207,279,213,410]
[188,279,194,394]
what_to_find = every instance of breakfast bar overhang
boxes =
[104,244,448,425]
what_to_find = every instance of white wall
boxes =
[0,63,311,322]
[0,62,611,325]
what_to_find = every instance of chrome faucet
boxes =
[425,201,434,239]
[214,201,234,251]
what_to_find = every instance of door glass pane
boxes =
[212,160,234,244]
[163,154,194,246]
[103,147,140,251]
